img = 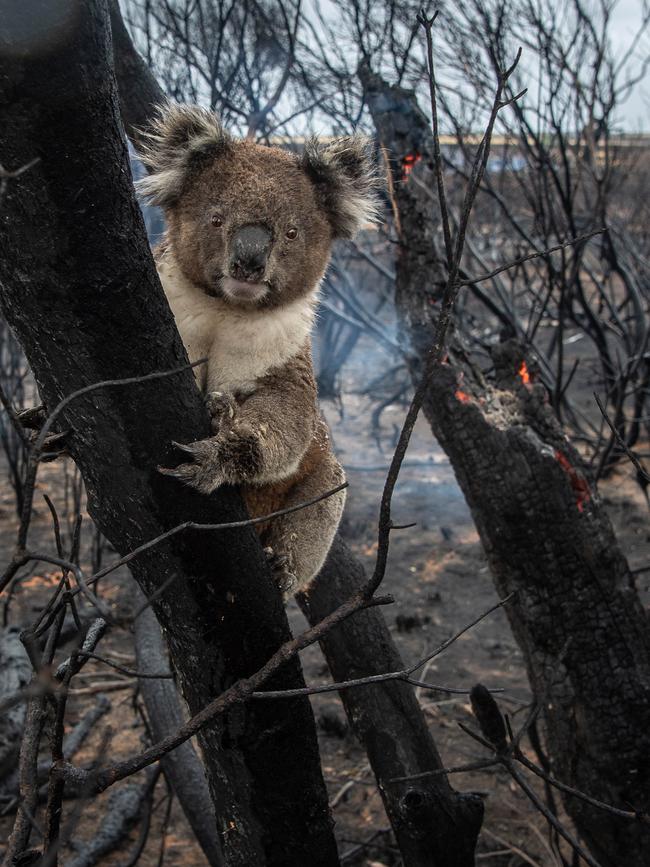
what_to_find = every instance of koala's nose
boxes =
[230,224,272,282]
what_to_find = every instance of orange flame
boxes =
[555,449,591,512]
[518,361,531,385]
[401,151,422,180]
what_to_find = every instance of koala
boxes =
[137,103,380,597]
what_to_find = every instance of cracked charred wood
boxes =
[0,3,337,865]
[133,584,223,867]
[361,66,650,867]
[299,535,483,867]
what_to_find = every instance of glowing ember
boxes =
[455,389,471,404]
[554,449,591,512]
[401,151,422,180]
[518,361,531,385]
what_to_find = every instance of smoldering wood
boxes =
[299,535,484,867]
[361,65,650,867]
[0,2,338,865]
[432,0,650,466]
[132,583,223,867]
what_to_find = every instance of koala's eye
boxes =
[285,227,298,240]
[211,214,224,228]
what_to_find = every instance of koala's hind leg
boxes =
[264,454,346,598]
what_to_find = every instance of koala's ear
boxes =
[300,136,382,239]
[136,102,232,208]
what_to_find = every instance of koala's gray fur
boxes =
[138,103,380,596]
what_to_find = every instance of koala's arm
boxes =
[224,350,318,483]
[164,349,318,494]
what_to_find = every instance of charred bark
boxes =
[300,536,483,867]
[0,3,337,865]
[362,67,650,866]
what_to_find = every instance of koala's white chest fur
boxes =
[157,251,318,395]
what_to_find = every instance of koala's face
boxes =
[138,104,380,309]
[169,145,332,308]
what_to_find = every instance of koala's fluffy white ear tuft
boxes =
[136,102,232,208]
[301,136,383,239]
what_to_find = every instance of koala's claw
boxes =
[158,439,224,494]
[276,569,298,597]
[170,439,197,455]
[263,546,298,597]
[263,546,288,570]
[206,391,237,434]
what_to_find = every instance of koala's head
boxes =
[137,103,381,308]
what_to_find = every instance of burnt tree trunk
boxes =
[0,3,338,865]
[300,536,483,866]
[362,67,650,866]
[108,7,485,865]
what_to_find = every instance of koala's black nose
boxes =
[230,224,272,282]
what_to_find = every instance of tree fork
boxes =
[0,2,337,865]
[361,66,650,867]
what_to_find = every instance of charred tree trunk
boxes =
[300,536,483,866]
[0,3,338,865]
[362,68,650,867]
[108,7,484,864]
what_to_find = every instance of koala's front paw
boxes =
[218,423,264,481]
[159,423,264,495]
[263,546,298,598]
[206,391,237,434]
[158,438,225,495]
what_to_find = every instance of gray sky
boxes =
[609,0,648,129]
